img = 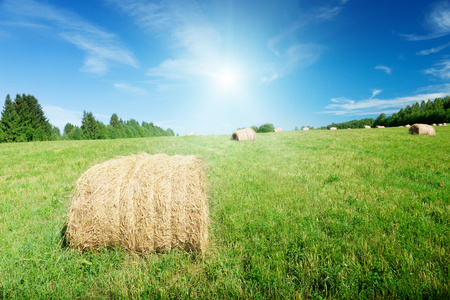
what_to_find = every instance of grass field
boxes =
[0,127,449,299]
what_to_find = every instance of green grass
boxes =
[0,127,449,299]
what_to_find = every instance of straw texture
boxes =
[408,124,436,136]
[232,128,256,141]
[66,153,208,253]
[274,127,283,133]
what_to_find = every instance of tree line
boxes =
[321,96,450,129]
[236,123,276,133]
[0,94,175,143]
[63,111,174,140]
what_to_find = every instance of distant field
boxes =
[0,127,449,299]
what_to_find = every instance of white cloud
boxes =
[375,65,392,74]
[107,0,226,87]
[402,1,450,41]
[43,105,110,130]
[2,0,136,75]
[260,73,279,84]
[417,42,450,55]
[424,60,450,79]
[113,83,147,96]
[42,105,83,129]
[266,0,347,82]
[371,89,382,98]
[322,89,450,116]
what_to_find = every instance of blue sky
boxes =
[1,0,450,135]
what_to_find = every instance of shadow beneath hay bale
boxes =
[59,222,69,249]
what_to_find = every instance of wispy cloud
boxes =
[2,0,136,75]
[106,0,226,87]
[417,42,450,55]
[265,1,347,83]
[402,1,450,41]
[113,83,147,96]
[43,105,83,129]
[43,105,110,130]
[371,89,382,98]
[260,73,279,84]
[375,65,392,74]
[424,60,450,79]
[322,88,450,116]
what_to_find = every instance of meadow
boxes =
[0,127,449,299]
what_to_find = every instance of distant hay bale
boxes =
[408,124,436,136]
[438,124,443,126]
[232,128,256,141]
[186,132,195,136]
[329,127,337,130]
[376,125,385,128]
[274,127,283,133]
[347,128,352,130]
[405,124,411,128]
[364,125,371,129]
[444,123,447,126]
[302,127,309,131]
[433,123,437,126]
[66,154,208,253]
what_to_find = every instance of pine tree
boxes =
[63,123,75,136]
[0,94,18,142]
[81,111,99,139]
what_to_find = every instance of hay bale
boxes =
[347,128,352,130]
[274,127,283,133]
[66,153,208,253]
[432,123,437,126]
[364,125,371,129]
[186,132,195,136]
[408,124,436,136]
[329,127,337,130]
[302,127,310,131]
[376,125,385,128]
[405,124,411,128]
[438,124,443,126]
[444,123,447,126]
[232,128,256,141]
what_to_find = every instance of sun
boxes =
[213,67,240,91]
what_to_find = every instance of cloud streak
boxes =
[265,1,347,83]
[375,65,392,74]
[322,89,450,116]
[402,1,450,41]
[2,0,136,75]
[417,42,450,55]
[113,83,147,96]
[106,0,226,87]
[424,60,450,79]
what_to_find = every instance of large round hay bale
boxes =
[329,127,337,130]
[232,128,256,141]
[364,125,371,129]
[408,124,436,136]
[66,154,208,253]
[274,127,283,133]
[302,127,310,131]
[186,131,195,136]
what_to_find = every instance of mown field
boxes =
[0,127,449,299]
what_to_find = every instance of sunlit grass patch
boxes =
[0,127,449,298]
